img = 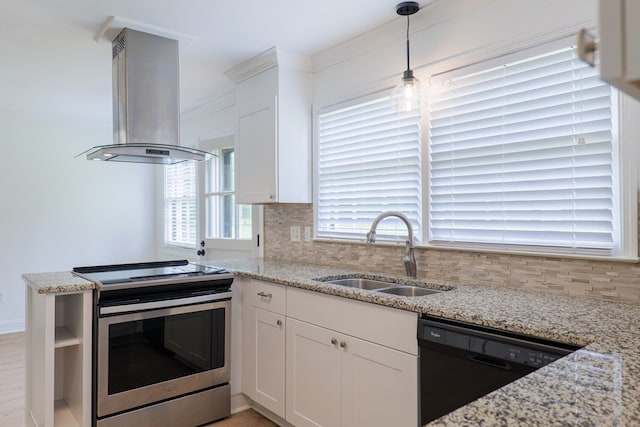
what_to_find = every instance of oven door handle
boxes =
[99,291,232,315]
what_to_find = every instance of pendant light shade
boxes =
[391,2,421,112]
[392,69,421,112]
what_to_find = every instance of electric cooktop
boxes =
[73,259,233,289]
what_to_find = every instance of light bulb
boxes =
[392,71,421,112]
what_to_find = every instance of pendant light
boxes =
[391,1,421,112]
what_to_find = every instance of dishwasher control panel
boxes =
[419,318,577,368]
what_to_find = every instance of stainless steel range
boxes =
[73,260,234,427]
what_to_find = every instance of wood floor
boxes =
[0,332,276,427]
[0,332,24,427]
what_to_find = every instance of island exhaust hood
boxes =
[78,28,208,164]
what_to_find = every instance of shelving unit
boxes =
[25,288,92,427]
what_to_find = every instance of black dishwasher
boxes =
[418,315,580,425]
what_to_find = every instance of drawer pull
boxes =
[257,292,273,298]
[276,320,282,327]
[331,338,338,345]
[340,341,347,348]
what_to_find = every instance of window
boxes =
[204,147,252,240]
[427,42,621,255]
[163,136,257,256]
[164,162,197,248]
[316,93,422,241]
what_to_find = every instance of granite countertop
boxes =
[22,271,94,294]
[214,258,640,427]
[22,258,640,425]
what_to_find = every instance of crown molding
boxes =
[225,47,312,84]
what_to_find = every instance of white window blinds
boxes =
[317,94,422,241]
[428,45,616,253]
[165,162,197,247]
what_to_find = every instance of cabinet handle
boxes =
[331,338,338,345]
[340,341,347,348]
[276,320,282,327]
[257,292,272,298]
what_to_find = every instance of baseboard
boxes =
[27,410,37,427]
[0,319,25,335]
[243,396,291,427]
[231,393,250,414]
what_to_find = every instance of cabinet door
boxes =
[254,308,286,417]
[286,318,341,427]
[236,103,277,204]
[627,0,640,81]
[340,335,418,427]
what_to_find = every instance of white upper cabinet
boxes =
[226,47,312,204]
[599,0,640,101]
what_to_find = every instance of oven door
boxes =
[97,295,230,418]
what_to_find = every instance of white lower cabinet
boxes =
[340,331,418,427]
[241,278,287,418]
[254,308,286,416]
[286,319,342,427]
[286,318,418,427]
[241,280,418,427]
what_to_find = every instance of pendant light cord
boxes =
[406,15,411,72]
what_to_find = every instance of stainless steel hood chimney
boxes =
[78,28,208,164]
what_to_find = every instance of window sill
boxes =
[312,237,639,263]
[160,244,197,260]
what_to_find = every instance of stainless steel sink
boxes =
[376,286,442,297]
[321,277,444,297]
[326,278,399,290]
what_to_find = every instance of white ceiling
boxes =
[0,0,431,121]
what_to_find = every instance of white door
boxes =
[197,135,262,261]
[340,335,418,427]
[286,318,341,427]
[254,308,286,417]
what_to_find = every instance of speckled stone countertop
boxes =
[22,271,94,294]
[21,258,640,425]
[214,257,640,427]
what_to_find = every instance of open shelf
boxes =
[54,400,80,427]
[26,288,92,427]
[54,326,80,349]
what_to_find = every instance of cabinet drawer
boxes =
[287,287,417,355]
[249,281,286,314]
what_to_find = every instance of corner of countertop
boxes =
[22,271,95,294]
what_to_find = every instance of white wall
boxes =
[312,0,598,106]
[0,109,156,333]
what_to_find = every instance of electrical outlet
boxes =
[290,226,301,242]
[304,226,312,242]
[0,291,5,304]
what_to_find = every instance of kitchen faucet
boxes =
[366,211,417,278]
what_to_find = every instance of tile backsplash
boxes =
[264,203,640,305]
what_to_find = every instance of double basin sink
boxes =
[320,277,443,297]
